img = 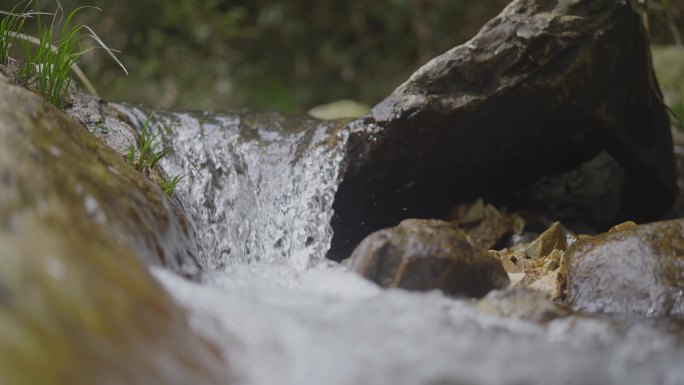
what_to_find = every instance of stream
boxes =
[117,106,684,385]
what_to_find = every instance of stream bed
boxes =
[119,106,684,385]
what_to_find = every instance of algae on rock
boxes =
[0,75,228,384]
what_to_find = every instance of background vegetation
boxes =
[1,0,683,114]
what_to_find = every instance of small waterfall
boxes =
[115,105,349,270]
[112,104,684,385]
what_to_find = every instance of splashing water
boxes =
[117,106,348,270]
[115,105,684,385]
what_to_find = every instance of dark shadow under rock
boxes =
[328,0,675,261]
[520,151,625,229]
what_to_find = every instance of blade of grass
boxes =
[0,4,29,64]
[7,1,126,101]
[161,174,184,196]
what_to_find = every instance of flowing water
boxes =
[117,106,684,385]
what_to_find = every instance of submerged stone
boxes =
[0,77,228,383]
[350,219,509,298]
[330,0,675,260]
[563,219,684,316]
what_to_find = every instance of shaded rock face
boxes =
[350,219,509,298]
[563,219,684,317]
[448,198,525,250]
[522,151,626,229]
[0,79,228,383]
[329,0,675,261]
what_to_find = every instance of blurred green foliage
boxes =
[2,0,511,111]
[0,0,682,113]
[653,45,684,125]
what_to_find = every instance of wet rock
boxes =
[527,270,562,299]
[449,198,525,250]
[564,219,684,316]
[524,222,568,261]
[330,0,675,261]
[477,287,570,322]
[492,221,571,299]
[350,219,509,298]
[522,151,626,228]
[609,220,638,232]
[0,78,228,383]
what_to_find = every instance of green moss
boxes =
[0,79,226,384]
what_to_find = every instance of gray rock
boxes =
[330,0,675,261]
[350,219,509,298]
[563,219,684,316]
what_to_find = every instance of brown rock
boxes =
[350,219,509,298]
[524,222,568,260]
[477,287,570,322]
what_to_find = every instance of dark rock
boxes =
[329,0,675,261]
[522,151,625,228]
[0,76,228,383]
[563,219,684,316]
[448,198,525,250]
[350,219,509,298]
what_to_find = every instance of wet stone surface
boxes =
[350,219,509,298]
[0,76,228,384]
[564,218,684,316]
[330,0,676,261]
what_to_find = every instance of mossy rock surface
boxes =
[0,76,228,384]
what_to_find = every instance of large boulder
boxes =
[0,76,228,383]
[349,219,509,298]
[563,219,684,316]
[329,0,675,260]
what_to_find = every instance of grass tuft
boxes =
[125,113,184,196]
[160,174,183,196]
[127,113,171,172]
[0,3,31,65]
[2,0,127,107]
[22,5,91,107]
